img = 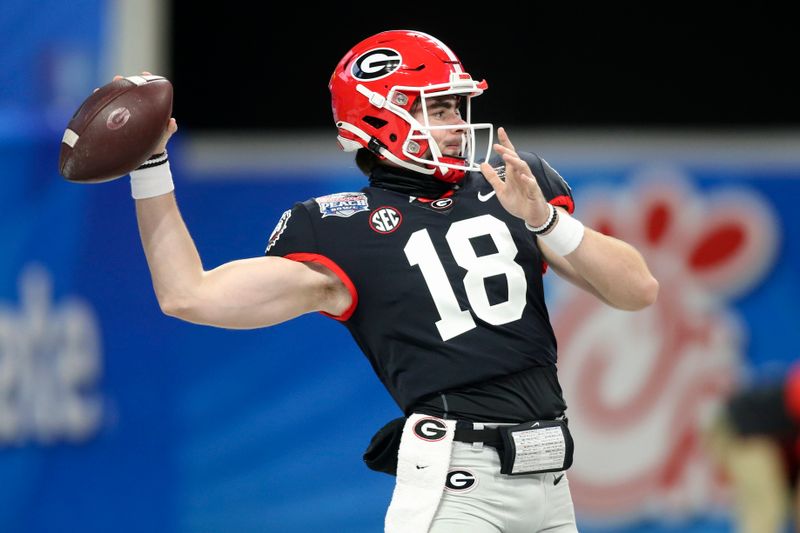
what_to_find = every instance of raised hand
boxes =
[479,127,552,228]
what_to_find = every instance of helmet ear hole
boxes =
[363,116,388,129]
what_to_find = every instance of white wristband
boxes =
[129,153,174,199]
[524,203,556,234]
[539,210,585,256]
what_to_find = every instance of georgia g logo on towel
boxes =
[413,418,447,441]
[386,414,456,532]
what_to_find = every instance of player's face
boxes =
[413,95,467,157]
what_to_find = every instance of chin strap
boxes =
[432,156,467,183]
[378,146,437,176]
[337,121,435,176]
[337,121,467,183]
[375,143,467,184]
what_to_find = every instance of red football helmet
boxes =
[329,30,493,182]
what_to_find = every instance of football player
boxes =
[126,30,658,533]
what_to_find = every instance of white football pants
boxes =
[427,441,578,532]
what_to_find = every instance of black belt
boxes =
[453,417,568,449]
[453,421,503,448]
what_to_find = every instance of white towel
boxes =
[385,413,456,533]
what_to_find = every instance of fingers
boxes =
[480,162,505,193]
[501,151,535,190]
[490,142,530,187]
[98,71,157,95]
[95,72,125,92]
[493,143,515,157]
[495,145,528,175]
[497,127,516,152]
[112,71,153,81]
[501,150,527,171]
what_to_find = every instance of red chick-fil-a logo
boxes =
[552,169,780,525]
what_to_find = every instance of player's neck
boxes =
[369,164,459,199]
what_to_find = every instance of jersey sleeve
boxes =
[263,199,358,321]
[264,201,318,257]
[518,151,575,214]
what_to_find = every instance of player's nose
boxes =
[450,116,467,132]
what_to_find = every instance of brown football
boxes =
[58,75,173,183]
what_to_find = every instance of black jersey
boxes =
[265,152,575,420]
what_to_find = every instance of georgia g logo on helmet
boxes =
[351,48,402,81]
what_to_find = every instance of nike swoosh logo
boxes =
[477,190,496,202]
[416,465,428,470]
[554,474,565,486]
[532,422,540,427]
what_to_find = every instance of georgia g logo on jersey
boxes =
[352,48,402,81]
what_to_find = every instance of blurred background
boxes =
[2,2,800,532]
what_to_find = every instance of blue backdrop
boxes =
[3,131,799,532]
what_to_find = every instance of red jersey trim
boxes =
[416,189,456,203]
[549,195,575,214]
[283,253,358,321]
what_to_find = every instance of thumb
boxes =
[154,118,178,153]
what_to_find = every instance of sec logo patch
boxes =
[369,206,402,234]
